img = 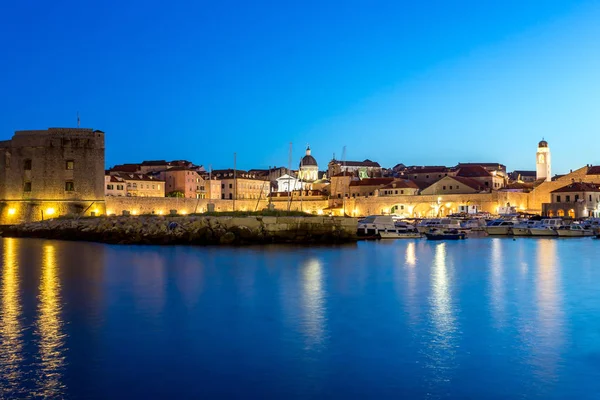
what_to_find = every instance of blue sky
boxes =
[1,1,599,173]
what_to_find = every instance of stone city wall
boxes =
[104,197,331,215]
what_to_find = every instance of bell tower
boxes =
[536,139,551,182]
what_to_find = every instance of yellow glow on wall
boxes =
[7,208,16,216]
[46,208,55,216]
[131,210,137,215]
[317,209,324,215]
[180,210,187,215]
[157,210,163,215]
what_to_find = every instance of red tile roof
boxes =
[380,179,420,190]
[551,182,600,193]
[448,176,485,190]
[587,166,600,175]
[349,178,394,187]
[456,165,492,178]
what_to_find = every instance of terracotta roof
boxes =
[109,172,164,182]
[349,178,394,187]
[331,159,381,168]
[405,166,451,173]
[380,179,420,190]
[551,182,600,193]
[212,169,268,181]
[587,166,600,175]
[456,165,492,178]
[504,182,534,190]
[110,164,140,173]
[141,160,168,166]
[457,162,506,170]
[448,176,485,190]
[512,170,536,176]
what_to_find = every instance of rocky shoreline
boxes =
[0,215,358,245]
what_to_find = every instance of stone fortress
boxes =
[0,128,105,224]
[1,127,599,224]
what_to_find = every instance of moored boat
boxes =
[357,215,421,239]
[556,224,594,237]
[424,228,466,240]
[528,218,563,236]
[484,219,516,236]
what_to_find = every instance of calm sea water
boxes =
[1,237,600,399]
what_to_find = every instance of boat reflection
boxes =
[0,238,24,394]
[301,258,326,350]
[35,244,66,398]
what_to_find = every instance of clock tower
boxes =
[536,139,551,182]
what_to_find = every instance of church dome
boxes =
[538,139,548,148]
[300,146,318,167]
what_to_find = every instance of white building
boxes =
[276,174,309,192]
[536,139,551,182]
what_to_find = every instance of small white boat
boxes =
[512,220,541,236]
[358,215,421,239]
[528,218,564,236]
[556,224,594,237]
[484,219,516,235]
[416,218,462,233]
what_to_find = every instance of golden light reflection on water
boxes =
[531,239,564,380]
[405,241,417,267]
[425,243,457,384]
[0,238,24,393]
[35,244,66,398]
[490,239,506,327]
[301,258,325,349]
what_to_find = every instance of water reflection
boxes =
[532,239,564,380]
[301,258,325,350]
[426,243,457,385]
[35,244,66,398]
[0,238,24,395]
[405,241,417,267]
[490,239,506,328]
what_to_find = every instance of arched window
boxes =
[568,209,575,218]
[556,210,564,217]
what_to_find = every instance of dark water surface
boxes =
[1,237,600,399]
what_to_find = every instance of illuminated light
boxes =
[383,208,390,214]
[91,209,98,215]
[180,210,187,215]
[46,208,55,216]
[317,209,323,215]
[445,203,452,208]
[157,210,163,215]
[106,210,114,215]
[7,208,16,216]
[131,210,137,215]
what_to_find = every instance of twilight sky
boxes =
[1,0,599,173]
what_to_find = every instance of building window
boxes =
[24,159,32,170]
[566,195,571,202]
[229,183,233,189]
[590,195,593,201]
[229,193,233,199]
[443,186,446,190]
[65,181,75,191]
[107,184,114,190]
[152,185,155,189]
[66,160,74,170]
[117,185,124,190]
[449,186,453,190]
[575,195,579,202]
[395,190,398,195]
[556,195,561,202]
[401,190,404,194]
[24,181,32,192]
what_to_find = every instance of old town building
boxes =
[328,159,382,178]
[542,181,600,218]
[106,172,165,197]
[212,169,269,200]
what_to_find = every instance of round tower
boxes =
[536,139,551,182]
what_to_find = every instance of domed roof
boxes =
[539,139,548,148]
[301,155,317,167]
[300,146,318,167]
